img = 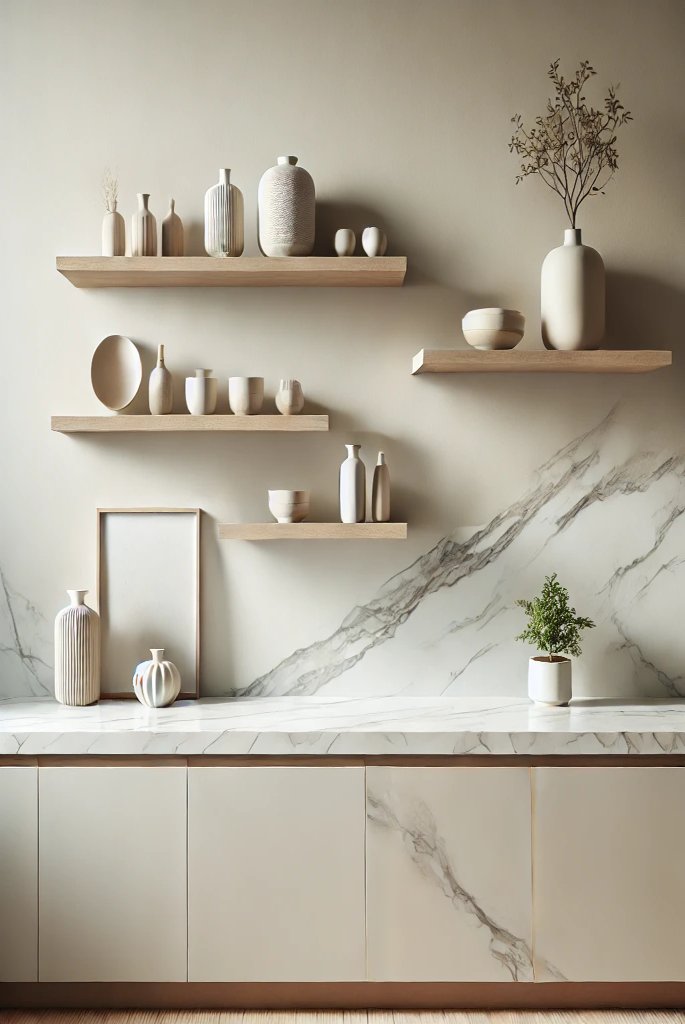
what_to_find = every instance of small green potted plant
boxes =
[516,573,595,705]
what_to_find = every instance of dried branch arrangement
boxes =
[509,60,632,228]
[102,168,119,213]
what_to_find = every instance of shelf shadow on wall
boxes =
[606,270,682,371]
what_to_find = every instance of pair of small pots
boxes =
[334,226,388,258]
[528,656,571,706]
[184,373,265,415]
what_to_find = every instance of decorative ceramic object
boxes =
[340,444,366,523]
[372,452,390,523]
[132,648,181,708]
[541,229,605,350]
[462,308,526,351]
[361,227,387,257]
[204,168,245,257]
[162,198,184,256]
[275,379,304,415]
[228,376,264,415]
[54,590,100,706]
[268,490,310,524]
[131,193,157,256]
[528,656,572,706]
[186,369,218,415]
[91,334,142,411]
[334,229,356,257]
[102,202,125,257]
[148,344,173,415]
[258,155,315,257]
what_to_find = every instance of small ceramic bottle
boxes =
[131,193,157,256]
[204,168,245,257]
[162,198,184,256]
[339,444,366,524]
[275,379,304,415]
[54,590,100,706]
[362,226,388,257]
[372,452,390,523]
[102,201,125,256]
[149,344,173,414]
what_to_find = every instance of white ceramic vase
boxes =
[204,168,244,257]
[185,369,217,415]
[148,344,173,414]
[371,451,390,523]
[528,656,572,706]
[541,228,605,350]
[162,198,184,256]
[131,193,157,256]
[228,376,264,415]
[275,379,304,415]
[132,648,181,708]
[334,229,356,257]
[54,590,100,706]
[102,202,125,256]
[362,226,388,257]
[340,444,366,523]
[258,156,315,257]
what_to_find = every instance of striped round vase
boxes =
[204,168,244,257]
[54,590,100,706]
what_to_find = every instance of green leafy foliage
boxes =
[516,573,595,661]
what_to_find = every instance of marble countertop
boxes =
[1,695,685,756]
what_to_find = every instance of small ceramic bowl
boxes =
[462,308,525,351]
[268,490,310,524]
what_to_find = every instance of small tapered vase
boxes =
[149,344,173,414]
[372,452,390,522]
[162,198,184,256]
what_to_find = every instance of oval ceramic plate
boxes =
[91,335,142,411]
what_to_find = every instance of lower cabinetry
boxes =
[0,767,38,982]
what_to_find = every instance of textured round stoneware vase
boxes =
[258,156,315,257]
[91,335,142,411]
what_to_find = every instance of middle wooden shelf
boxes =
[51,414,329,433]
[218,523,408,540]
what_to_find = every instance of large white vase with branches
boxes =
[510,60,632,350]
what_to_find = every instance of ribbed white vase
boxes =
[204,168,244,257]
[258,155,315,257]
[132,648,181,708]
[131,193,157,256]
[54,590,100,706]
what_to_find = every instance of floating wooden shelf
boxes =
[218,522,408,540]
[56,256,407,288]
[412,349,672,375]
[51,415,329,433]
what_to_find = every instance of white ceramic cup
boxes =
[185,369,217,415]
[275,379,304,415]
[228,376,264,415]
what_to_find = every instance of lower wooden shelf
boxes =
[52,415,329,433]
[412,349,672,374]
[218,523,408,540]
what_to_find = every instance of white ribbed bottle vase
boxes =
[258,155,315,257]
[54,590,100,706]
[131,193,157,256]
[204,168,244,257]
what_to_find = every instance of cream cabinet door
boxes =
[39,766,187,981]
[0,766,38,981]
[534,767,685,981]
[366,766,533,981]
[188,766,365,981]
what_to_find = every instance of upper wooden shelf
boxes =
[218,522,408,540]
[412,349,672,375]
[51,414,329,433]
[56,256,407,288]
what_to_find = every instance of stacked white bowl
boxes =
[462,308,525,350]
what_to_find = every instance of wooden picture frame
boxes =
[96,508,201,699]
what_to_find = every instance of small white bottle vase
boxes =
[541,228,605,350]
[339,444,366,524]
[162,198,184,256]
[204,168,245,257]
[372,451,390,523]
[131,193,157,256]
[258,156,315,257]
[132,648,181,708]
[148,344,173,414]
[275,379,304,415]
[54,590,100,706]
[102,201,125,256]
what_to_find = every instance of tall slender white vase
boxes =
[131,193,157,256]
[204,169,244,257]
[102,201,125,256]
[148,343,173,414]
[340,444,366,523]
[372,451,390,523]
[54,590,100,706]
[541,228,605,350]
[162,198,184,256]
[258,155,315,257]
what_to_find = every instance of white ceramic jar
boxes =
[132,649,181,708]
[258,156,315,257]
[528,656,572,706]
[228,376,264,415]
[541,228,605,350]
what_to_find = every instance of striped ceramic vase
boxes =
[204,168,244,257]
[131,193,157,256]
[54,590,100,706]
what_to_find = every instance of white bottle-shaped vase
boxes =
[372,452,391,522]
[102,200,125,256]
[131,193,157,256]
[258,156,315,257]
[541,228,605,350]
[54,590,100,706]
[339,444,366,523]
[162,198,184,256]
[204,168,245,257]
[149,344,173,414]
